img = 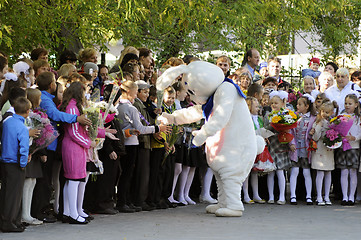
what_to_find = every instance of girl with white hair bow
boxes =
[289,94,317,205]
[264,90,292,205]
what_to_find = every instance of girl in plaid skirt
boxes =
[335,94,361,206]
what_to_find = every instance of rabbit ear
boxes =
[156,65,189,91]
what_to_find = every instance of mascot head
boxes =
[156,61,224,105]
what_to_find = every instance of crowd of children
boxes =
[0,47,361,233]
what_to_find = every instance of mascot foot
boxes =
[215,208,243,217]
[205,204,221,214]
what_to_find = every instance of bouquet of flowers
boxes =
[83,106,100,141]
[323,115,353,150]
[94,101,119,124]
[162,125,182,165]
[269,108,299,144]
[28,109,59,155]
[288,90,303,110]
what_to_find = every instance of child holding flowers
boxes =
[22,88,47,225]
[289,94,317,205]
[59,82,101,224]
[311,101,337,205]
[265,90,295,204]
[335,94,361,205]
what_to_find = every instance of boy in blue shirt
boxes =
[0,97,31,232]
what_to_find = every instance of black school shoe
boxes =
[348,200,355,206]
[341,200,348,206]
[128,203,142,212]
[68,216,89,224]
[141,203,155,211]
[1,223,25,233]
[116,204,136,213]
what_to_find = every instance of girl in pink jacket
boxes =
[59,82,104,224]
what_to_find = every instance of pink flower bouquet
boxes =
[323,115,353,150]
[28,109,59,155]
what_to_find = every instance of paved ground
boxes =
[1,201,361,240]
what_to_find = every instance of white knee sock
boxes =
[251,172,261,200]
[184,167,196,205]
[316,170,324,202]
[77,181,88,218]
[52,161,62,214]
[201,167,214,199]
[242,175,251,202]
[324,171,332,201]
[341,169,349,201]
[169,163,182,203]
[22,178,36,221]
[77,173,89,218]
[349,169,357,202]
[177,165,189,204]
[289,167,299,199]
[303,168,312,199]
[267,171,275,201]
[276,170,286,202]
[68,180,85,221]
[63,181,70,216]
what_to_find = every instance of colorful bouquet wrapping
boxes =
[94,101,119,124]
[323,115,353,150]
[162,125,182,165]
[269,108,299,144]
[28,109,59,155]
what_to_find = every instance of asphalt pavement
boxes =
[1,201,360,240]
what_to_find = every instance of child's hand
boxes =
[29,128,41,138]
[129,129,140,136]
[159,125,172,134]
[105,132,119,140]
[40,155,47,163]
[109,151,117,160]
[309,128,315,136]
[91,141,97,148]
[290,144,296,152]
[346,134,356,142]
[77,114,92,126]
[28,154,32,163]
[105,126,117,134]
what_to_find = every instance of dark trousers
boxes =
[116,145,137,207]
[156,153,175,203]
[131,146,150,206]
[85,155,120,211]
[147,148,164,205]
[0,163,25,230]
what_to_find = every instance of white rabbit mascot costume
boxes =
[157,61,265,217]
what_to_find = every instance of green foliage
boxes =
[0,0,360,65]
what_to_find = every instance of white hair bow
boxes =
[303,93,315,103]
[13,61,30,75]
[269,90,288,100]
[0,72,18,93]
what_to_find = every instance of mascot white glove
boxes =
[192,129,207,147]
